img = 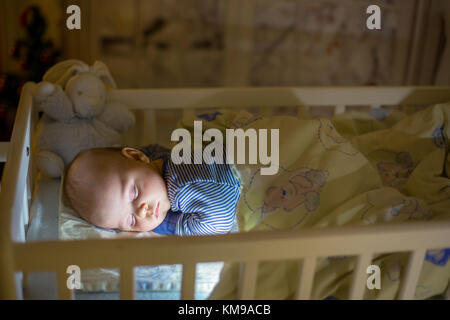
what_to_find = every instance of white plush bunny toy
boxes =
[33,59,135,178]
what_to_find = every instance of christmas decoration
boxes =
[9,5,61,81]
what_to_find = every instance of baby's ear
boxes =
[121,147,150,164]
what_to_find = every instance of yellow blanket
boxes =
[179,104,450,299]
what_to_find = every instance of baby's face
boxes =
[90,148,171,232]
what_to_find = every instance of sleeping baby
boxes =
[63,144,241,236]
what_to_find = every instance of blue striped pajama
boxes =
[140,145,241,236]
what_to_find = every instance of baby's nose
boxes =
[137,203,149,218]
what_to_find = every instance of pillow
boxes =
[59,176,224,296]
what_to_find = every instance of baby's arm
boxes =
[159,182,240,236]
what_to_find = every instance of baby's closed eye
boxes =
[126,214,136,228]
[130,183,139,201]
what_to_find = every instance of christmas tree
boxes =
[0,5,61,178]
[9,5,61,81]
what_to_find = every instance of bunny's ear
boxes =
[42,59,89,86]
[91,60,117,88]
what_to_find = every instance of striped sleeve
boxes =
[172,182,241,236]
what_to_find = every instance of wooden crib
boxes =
[1,82,450,300]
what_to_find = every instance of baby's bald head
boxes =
[62,146,170,232]
[63,147,125,226]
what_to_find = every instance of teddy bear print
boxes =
[232,111,262,129]
[380,260,401,282]
[376,151,417,187]
[415,285,433,299]
[432,125,446,149]
[425,248,450,266]
[262,168,329,215]
[361,189,433,223]
[389,198,433,221]
[317,119,359,156]
[197,111,222,122]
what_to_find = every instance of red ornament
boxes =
[19,8,30,28]
[8,46,16,56]
[19,60,28,70]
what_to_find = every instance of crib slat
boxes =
[120,266,135,300]
[403,104,416,115]
[143,110,157,145]
[181,263,196,300]
[237,261,258,300]
[398,249,426,300]
[135,110,157,146]
[57,270,74,300]
[334,105,346,115]
[295,256,316,300]
[297,105,309,119]
[349,253,373,300]
[259,106,272,118]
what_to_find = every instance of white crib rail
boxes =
[108,86,450,110]
[114,86,450,145]
[1,83,450,300]
[11,221,450,300]
[0,82,37,300]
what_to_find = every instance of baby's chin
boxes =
[135,215,167,233]
[125,224,157,233]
